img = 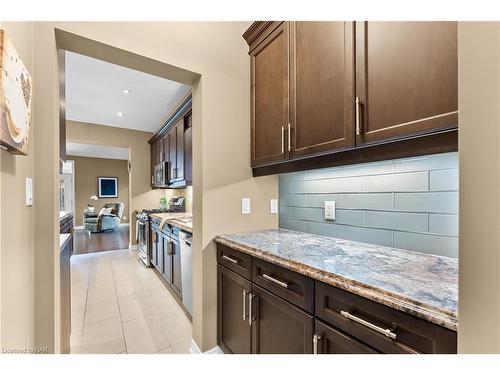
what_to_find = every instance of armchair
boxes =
[83,202,125,233]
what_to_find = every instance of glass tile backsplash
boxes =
[279,152,459,258]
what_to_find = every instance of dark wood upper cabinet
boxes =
[250,22,289,167]
[355,21,458,145]
[243,21,458,176]
[184,114,193,185]
[218,265,252,354]
[175,121,185,181]
[289,21,355,158]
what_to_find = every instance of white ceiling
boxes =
[66,142,129,160]
[65,51,191,132]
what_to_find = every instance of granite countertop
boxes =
[149,212,193,233]
[214,229,458,331]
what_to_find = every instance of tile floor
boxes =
[70,248,192,354]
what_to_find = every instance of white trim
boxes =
[119,223,130,227]
[74,225,83,229]
[128,244,138,250]
[189,339,224,354]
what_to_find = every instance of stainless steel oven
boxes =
[137,213,150,267]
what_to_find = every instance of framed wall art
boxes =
[0,29,33,155]
[98,177,118,198]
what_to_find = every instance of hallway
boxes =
[70,248,192,354]
[73,226,130,255]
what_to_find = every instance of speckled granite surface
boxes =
[149,212,192,233]
[214,229,458,331]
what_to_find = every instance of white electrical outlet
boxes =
[241,198,251,215]
[325,201,336,221]
[270,199,278,214]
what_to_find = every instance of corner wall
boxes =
[0,21,35,351]
[458,21,500,353]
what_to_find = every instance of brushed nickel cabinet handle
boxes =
[313,334,322,354]
[242,290,248,321]
[287,123,291,152]
[355,96,361,136]
[340,310,396,339]
[281,126,285,154]
[262,273,288,289]
[248,293,255,326]
[222,254,238,265]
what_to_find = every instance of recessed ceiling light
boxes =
[117,112,123,117]
[122,89,131,94]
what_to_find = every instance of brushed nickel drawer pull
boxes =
[355,96,361,136]
[242,290,248,321]
[262,273,289,289]
[248,293,255,326]
[313,334,322,354]
[287,123,291,152]
[281,126,285,154]
[222,255,238,265]
[340,310,396,340]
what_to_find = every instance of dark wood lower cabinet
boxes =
[314,319,377,354]
[218,265,252,354]
[171,236,182,297]
[251,284,314,354]
[216,242,457,354]
[161,233,172,283]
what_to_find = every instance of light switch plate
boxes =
[26,177,33,206]
[270,199,278,214]
[325,201,335,221]
[241,198,251,215]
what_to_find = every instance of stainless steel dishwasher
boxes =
[179,231,193,315]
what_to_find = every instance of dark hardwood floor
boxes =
[73,225,130,255]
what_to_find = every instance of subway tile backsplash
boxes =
[279,152,459,258]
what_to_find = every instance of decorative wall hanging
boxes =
[0,29,32,155]
[98,177,119,198]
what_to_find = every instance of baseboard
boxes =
[119,223,130,227]
[189,339,224,354]
[129,244,138,250]
[74,225,83,229]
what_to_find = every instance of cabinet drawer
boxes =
[315,319,378,354]
[217,244,252,280]
[252,257,314,313]
[315,281,457,354]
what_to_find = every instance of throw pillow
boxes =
[98,207,113,217]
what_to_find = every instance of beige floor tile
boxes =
[159,314,192,345]
[147,291,182,320]
[140,275,167,293]
[115,277,143,297]
[118,291,155,322]
[71,317,125,354]
[123,315,170,354]
[155,347,174,354]
[85,295,120,325]
[87,283,116,302]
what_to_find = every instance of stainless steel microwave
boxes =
[153,161,169,187]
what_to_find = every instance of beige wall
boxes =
[0,22,35,351]
[458,22,500,353]
[71,156,129,226]
[52,22,278,352]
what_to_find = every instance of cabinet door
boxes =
[151,230,158,268]
[289,21,354,158]
[171,238,182,297]
[161,234,172,283]
[184,120,193,184]
[217,265,252,354]
[250,22,289,167]
[314,320,378,354]
[355,22,458,145]
[175,122,184,181]
[162,135,169,165]
[169,126,177,182]
[156,230,163,272]
[251,284,314,354]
